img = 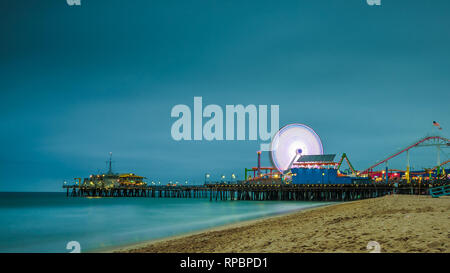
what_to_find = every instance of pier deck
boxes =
[63,180,449,201]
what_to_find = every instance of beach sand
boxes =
[115,195,450,253]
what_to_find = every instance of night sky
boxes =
[1,0,449,191]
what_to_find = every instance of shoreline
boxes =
[101,202,338,253]
[113,195,450,253]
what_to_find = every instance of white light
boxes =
[271,123,323,172]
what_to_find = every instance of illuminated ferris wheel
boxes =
[270,123,324,173]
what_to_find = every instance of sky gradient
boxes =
[1,0,449,191]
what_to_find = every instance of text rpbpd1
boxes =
[180,257,268,270]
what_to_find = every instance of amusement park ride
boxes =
[244,124,450,185]
[336,153,356,175]
[361,136,450,182]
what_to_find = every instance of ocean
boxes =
[0,192,334,253]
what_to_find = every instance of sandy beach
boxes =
[115,195,449,253]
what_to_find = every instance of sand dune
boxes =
[116,195,449,253]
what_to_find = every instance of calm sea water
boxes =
[0,192,333,253]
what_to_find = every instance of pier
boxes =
[63,180,449,201]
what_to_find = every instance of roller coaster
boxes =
[361,136,450,179]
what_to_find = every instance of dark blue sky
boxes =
[1,0,449,191]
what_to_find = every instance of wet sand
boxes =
[115,195,450,253]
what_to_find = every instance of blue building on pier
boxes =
[290,154,370,185]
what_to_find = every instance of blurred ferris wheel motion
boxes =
[270,123,324,173]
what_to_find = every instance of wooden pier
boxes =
[63,185,210,198]
[63,180,449,202]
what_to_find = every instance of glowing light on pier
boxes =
[270,123,323,172]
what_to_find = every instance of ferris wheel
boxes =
[270,123,324,173]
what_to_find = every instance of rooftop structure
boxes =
[296,154,336,163]
[79,153,147,188]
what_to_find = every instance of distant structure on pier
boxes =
[245,151,368,185]
[290,154,368,185]
[75,153,147,188]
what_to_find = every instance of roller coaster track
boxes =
[361,136,450,174]
[430,159,450,171]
